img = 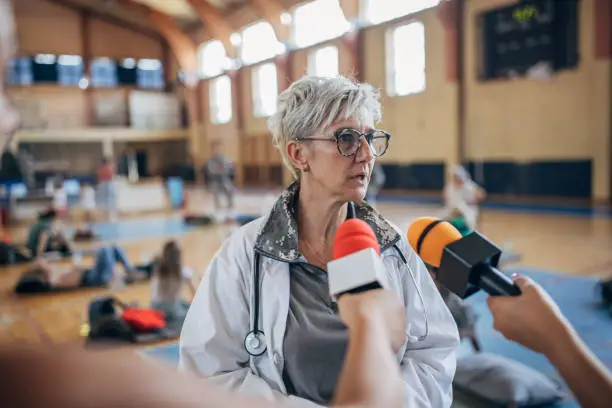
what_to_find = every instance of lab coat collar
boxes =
[254,181,400,263]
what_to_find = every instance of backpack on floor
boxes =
[87,297,166,343]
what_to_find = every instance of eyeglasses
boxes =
[298,128,390,158]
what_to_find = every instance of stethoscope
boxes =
[244,202,430,357]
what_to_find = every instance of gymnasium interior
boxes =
[0,0,611,407]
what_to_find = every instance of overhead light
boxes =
[230,32,242,46]
[122,58,136,69]
[59,55,82,66]
[35,54,57,64]
[78,77,90,90]
[280,12,292,26]
[137,59,161,70]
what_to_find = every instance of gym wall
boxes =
[363,6,457,193]
[181,0,611,201]
[465,0,611,201]
[9,0,188,181]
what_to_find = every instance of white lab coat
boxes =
[179,215,460,407]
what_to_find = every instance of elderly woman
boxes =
[179,76,459,407]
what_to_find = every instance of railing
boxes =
[11,90,187,130]
[17,112,186,131]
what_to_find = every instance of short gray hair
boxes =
[268,75,382,179]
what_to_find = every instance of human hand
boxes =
[487,275,574,356]
[337,289,406,352]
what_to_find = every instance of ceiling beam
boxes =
[115,0,198,83]
[43,0,162,41]
[249,0,290,43]
[184,0,236,57]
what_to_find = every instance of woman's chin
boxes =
[343,186,367,203]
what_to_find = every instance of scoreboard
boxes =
[479,0,580,80]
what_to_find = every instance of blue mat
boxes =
[138,268,612,407]
[68,216,194,242]
[376,194,612,218]
[455,267,612,407]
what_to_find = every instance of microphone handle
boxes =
[474,264,521,296]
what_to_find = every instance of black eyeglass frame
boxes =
[296,128,391,158]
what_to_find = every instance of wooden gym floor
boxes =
[0,189,610,351]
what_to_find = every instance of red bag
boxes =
[121,308,166,333]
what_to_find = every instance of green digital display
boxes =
[513,4,539,22]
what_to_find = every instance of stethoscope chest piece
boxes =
[244,330,267,356]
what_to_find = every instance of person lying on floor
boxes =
[27,245,143,289]
[150,240,196,325]
[25,208,74,259]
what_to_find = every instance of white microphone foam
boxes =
[328,247,388,301]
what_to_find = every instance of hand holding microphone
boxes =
[487,275,574,355]
[407,217,521,298]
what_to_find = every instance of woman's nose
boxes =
[354,137,375,162]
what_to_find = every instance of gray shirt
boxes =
[282,262,348,405]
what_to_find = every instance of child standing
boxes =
[52,179,68,218]
[442,165,487,234]
[80,182,97,223]
[204,140,235,213]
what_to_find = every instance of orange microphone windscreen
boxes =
[333,219,380,259]
[407,217,462,268]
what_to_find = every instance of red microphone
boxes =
[328,219,388,300]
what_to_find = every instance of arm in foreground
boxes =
[333,289,406,408]
[0,290,406,408]
[487,276,612,408]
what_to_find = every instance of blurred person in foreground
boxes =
[1,289,407,408]
[488,275,612,408]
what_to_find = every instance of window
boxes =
[137,59,164,89]
[198,40,230,78]
[32,54,58,83]
[240,21,285,65]
[210,75,232,124]
[308,45,339,77]
[386,22,426,96]
[6,57,32,85]
[363,0,440,25]
[118,58,137,86]
[252,63,278,117]
[293,0,351,48]
[57,55,83,86]
[91,58,118,88]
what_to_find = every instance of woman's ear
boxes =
[287,141,311,173]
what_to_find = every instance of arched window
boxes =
[293,0,350,48]
[363,0,440,25]
[198,40,229,78]
[240,21,285,65]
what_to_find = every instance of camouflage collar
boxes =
[254,181,401,262]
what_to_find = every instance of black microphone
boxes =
[407,217,521,299]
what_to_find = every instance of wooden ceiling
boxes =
[42,0,305,36]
